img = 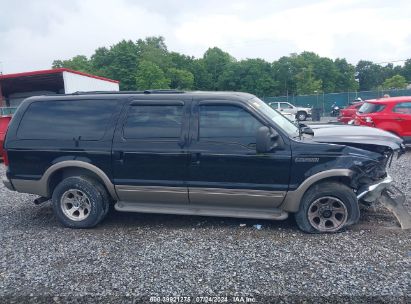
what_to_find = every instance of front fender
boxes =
[281,169,354,212]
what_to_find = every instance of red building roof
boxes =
[0,68,119,84]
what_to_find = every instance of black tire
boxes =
[296,111,307,121]
[52,176,109,228]
[294,182,359,233]
[91,179,111,221]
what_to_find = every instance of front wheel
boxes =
[52,176,109,228]
[294,182,359,233]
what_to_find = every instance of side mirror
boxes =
[256,126,281,153]
[301,126,314,136]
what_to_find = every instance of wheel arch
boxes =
[281,169,354,212]
[41,161,118,200]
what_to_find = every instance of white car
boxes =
[268,102,312,121]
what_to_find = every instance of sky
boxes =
[0,0,411,74]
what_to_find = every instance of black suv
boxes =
[2,91,407,233]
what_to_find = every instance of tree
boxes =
[90,40,140,90]
[201,47,235,90]
[382,74,408,89]
[52,36,411,96]
[167,68,194,89]
[135,61,170,89]
[52,55,92,73]
[136,36,171,70]
[218,59,279,96]
[355,60,386,91]
[295,66,322,95]
[272,55,299,96]
[334,58,359,92]
[401,59,411,83]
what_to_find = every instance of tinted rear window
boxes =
[358,102,385,114]
[17,100,117,140]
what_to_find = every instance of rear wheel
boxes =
[294,182,359,233]
[52,176,109,228]
[296,111,307,121]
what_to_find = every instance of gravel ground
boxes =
[0,153,410,303]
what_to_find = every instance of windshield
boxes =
[249,97,299,137]
[358,102,385,114]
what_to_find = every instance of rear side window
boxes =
[123,105,183,139]
[393,102,411,115]
[358,102,385,114]
[17,100,117,140]
[199,105,263,145]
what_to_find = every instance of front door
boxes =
[187,100,292,209]
[392,101,411,142]
[112,99,190,204]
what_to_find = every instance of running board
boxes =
[114,201,289,220]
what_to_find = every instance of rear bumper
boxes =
[357,175,393,202]
[2,177,15,191]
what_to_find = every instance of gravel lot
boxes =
[0,153,410,303]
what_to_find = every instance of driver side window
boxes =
[199,105,263,146]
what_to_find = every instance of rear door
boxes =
[187,100,291,209]
[112,99,190,204]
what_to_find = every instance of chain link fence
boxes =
[263,88,411,115]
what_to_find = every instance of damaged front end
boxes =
[311,124,411,229]
[352,153,411,230]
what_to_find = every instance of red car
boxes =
[338,102,364,124]
[354,96,411,143]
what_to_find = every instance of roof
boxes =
[75,90,256,101]
[22,90,257,103]
[365,96,411,103]
[0,68,119,84]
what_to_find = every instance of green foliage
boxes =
[91,40,140,91]
[135,61,170,90]
[354,60,400,91]
[295,65,323,95]
[136,36,171,70]
[334,58,359,92]
[52,55,91,72]
[167,68,194,90]
[381,74,408,89]
[401,59,411,83]
[218,59,279,96]
[201,47,235,90]
[52,36,410,97]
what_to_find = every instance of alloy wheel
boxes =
[60,189,91,221]
[307,196,348,232]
